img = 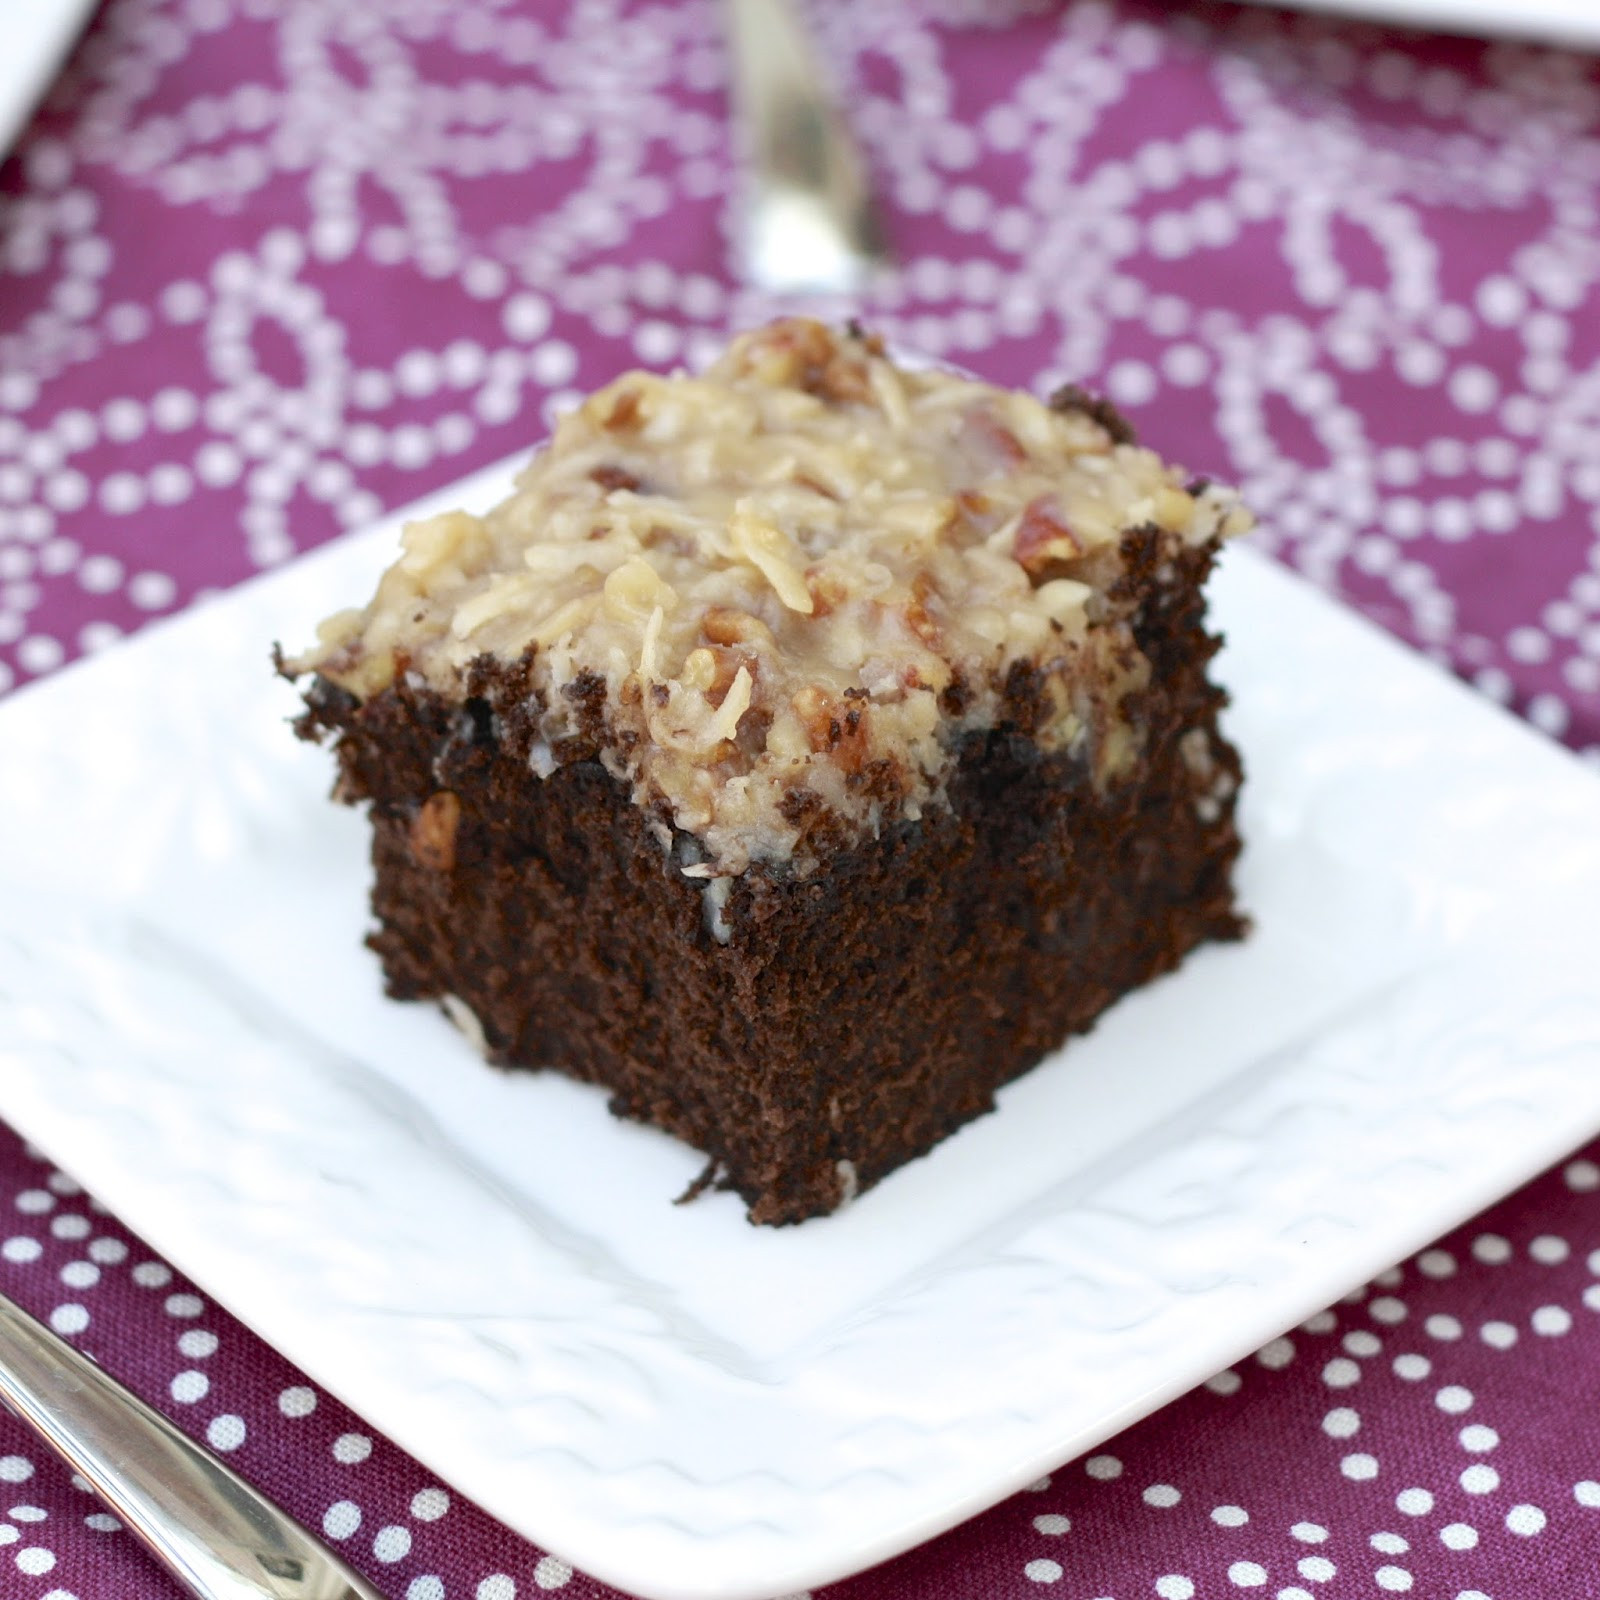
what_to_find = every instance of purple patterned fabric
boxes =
[3,2,1600,1596]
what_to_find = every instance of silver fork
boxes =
[724,0,889,293]
[0,1288,386,1600]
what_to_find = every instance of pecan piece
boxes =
[903,572,942,648]
[959,405,1027,473]
[411,791,461,872]
[792,685,870,773]
[707,646,759,708]
[1013,494,1083,578]
[806,568,850,617]
[590,464,641,493]
[702,607,776,649]
[605,387,643,431]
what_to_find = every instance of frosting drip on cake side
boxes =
[292,320,1251,876]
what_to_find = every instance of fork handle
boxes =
[0,1288,386,1600]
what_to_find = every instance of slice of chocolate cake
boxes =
[282,319,1250,1225]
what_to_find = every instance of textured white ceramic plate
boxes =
[1237,0,1600,47]
[0,0,97,160]
[3,458,1600,1600]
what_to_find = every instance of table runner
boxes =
[2,2,1598,1596]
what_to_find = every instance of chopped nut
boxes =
[411,791,461,871]
[740,317,873,403]
[1013,495,1083,576]
[806,567,850,617]
[959,406,1028,474]
[706,645,758,707]
[903,573,943,648]
[591,464,642,493]
[606,387,643,431]
[791,684,870,771]
[702,607,776,649]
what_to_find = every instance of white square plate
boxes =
[0,0,98,161]
[1235,0,1600,47]
[3,457,1600,1600]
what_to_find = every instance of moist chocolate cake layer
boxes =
[291,529,1243,1225]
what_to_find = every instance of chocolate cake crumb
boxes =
[1049,383,1138,446]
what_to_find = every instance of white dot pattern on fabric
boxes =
[1322,1408,1360,1439]
[322,1502,360,1541]
[532,1555,572,1590]
[410,1488,449,1522]
[206,1416,245,1452]
[1506,1504,1547,1536]
[277,1387,317,1418]
[169,1371,209,1404]
[373,1526,411,1563]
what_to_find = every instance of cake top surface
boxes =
[296,319,1249,877]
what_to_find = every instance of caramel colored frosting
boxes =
[295,320,1250,876]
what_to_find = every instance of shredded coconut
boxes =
[294,320,1250,873]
